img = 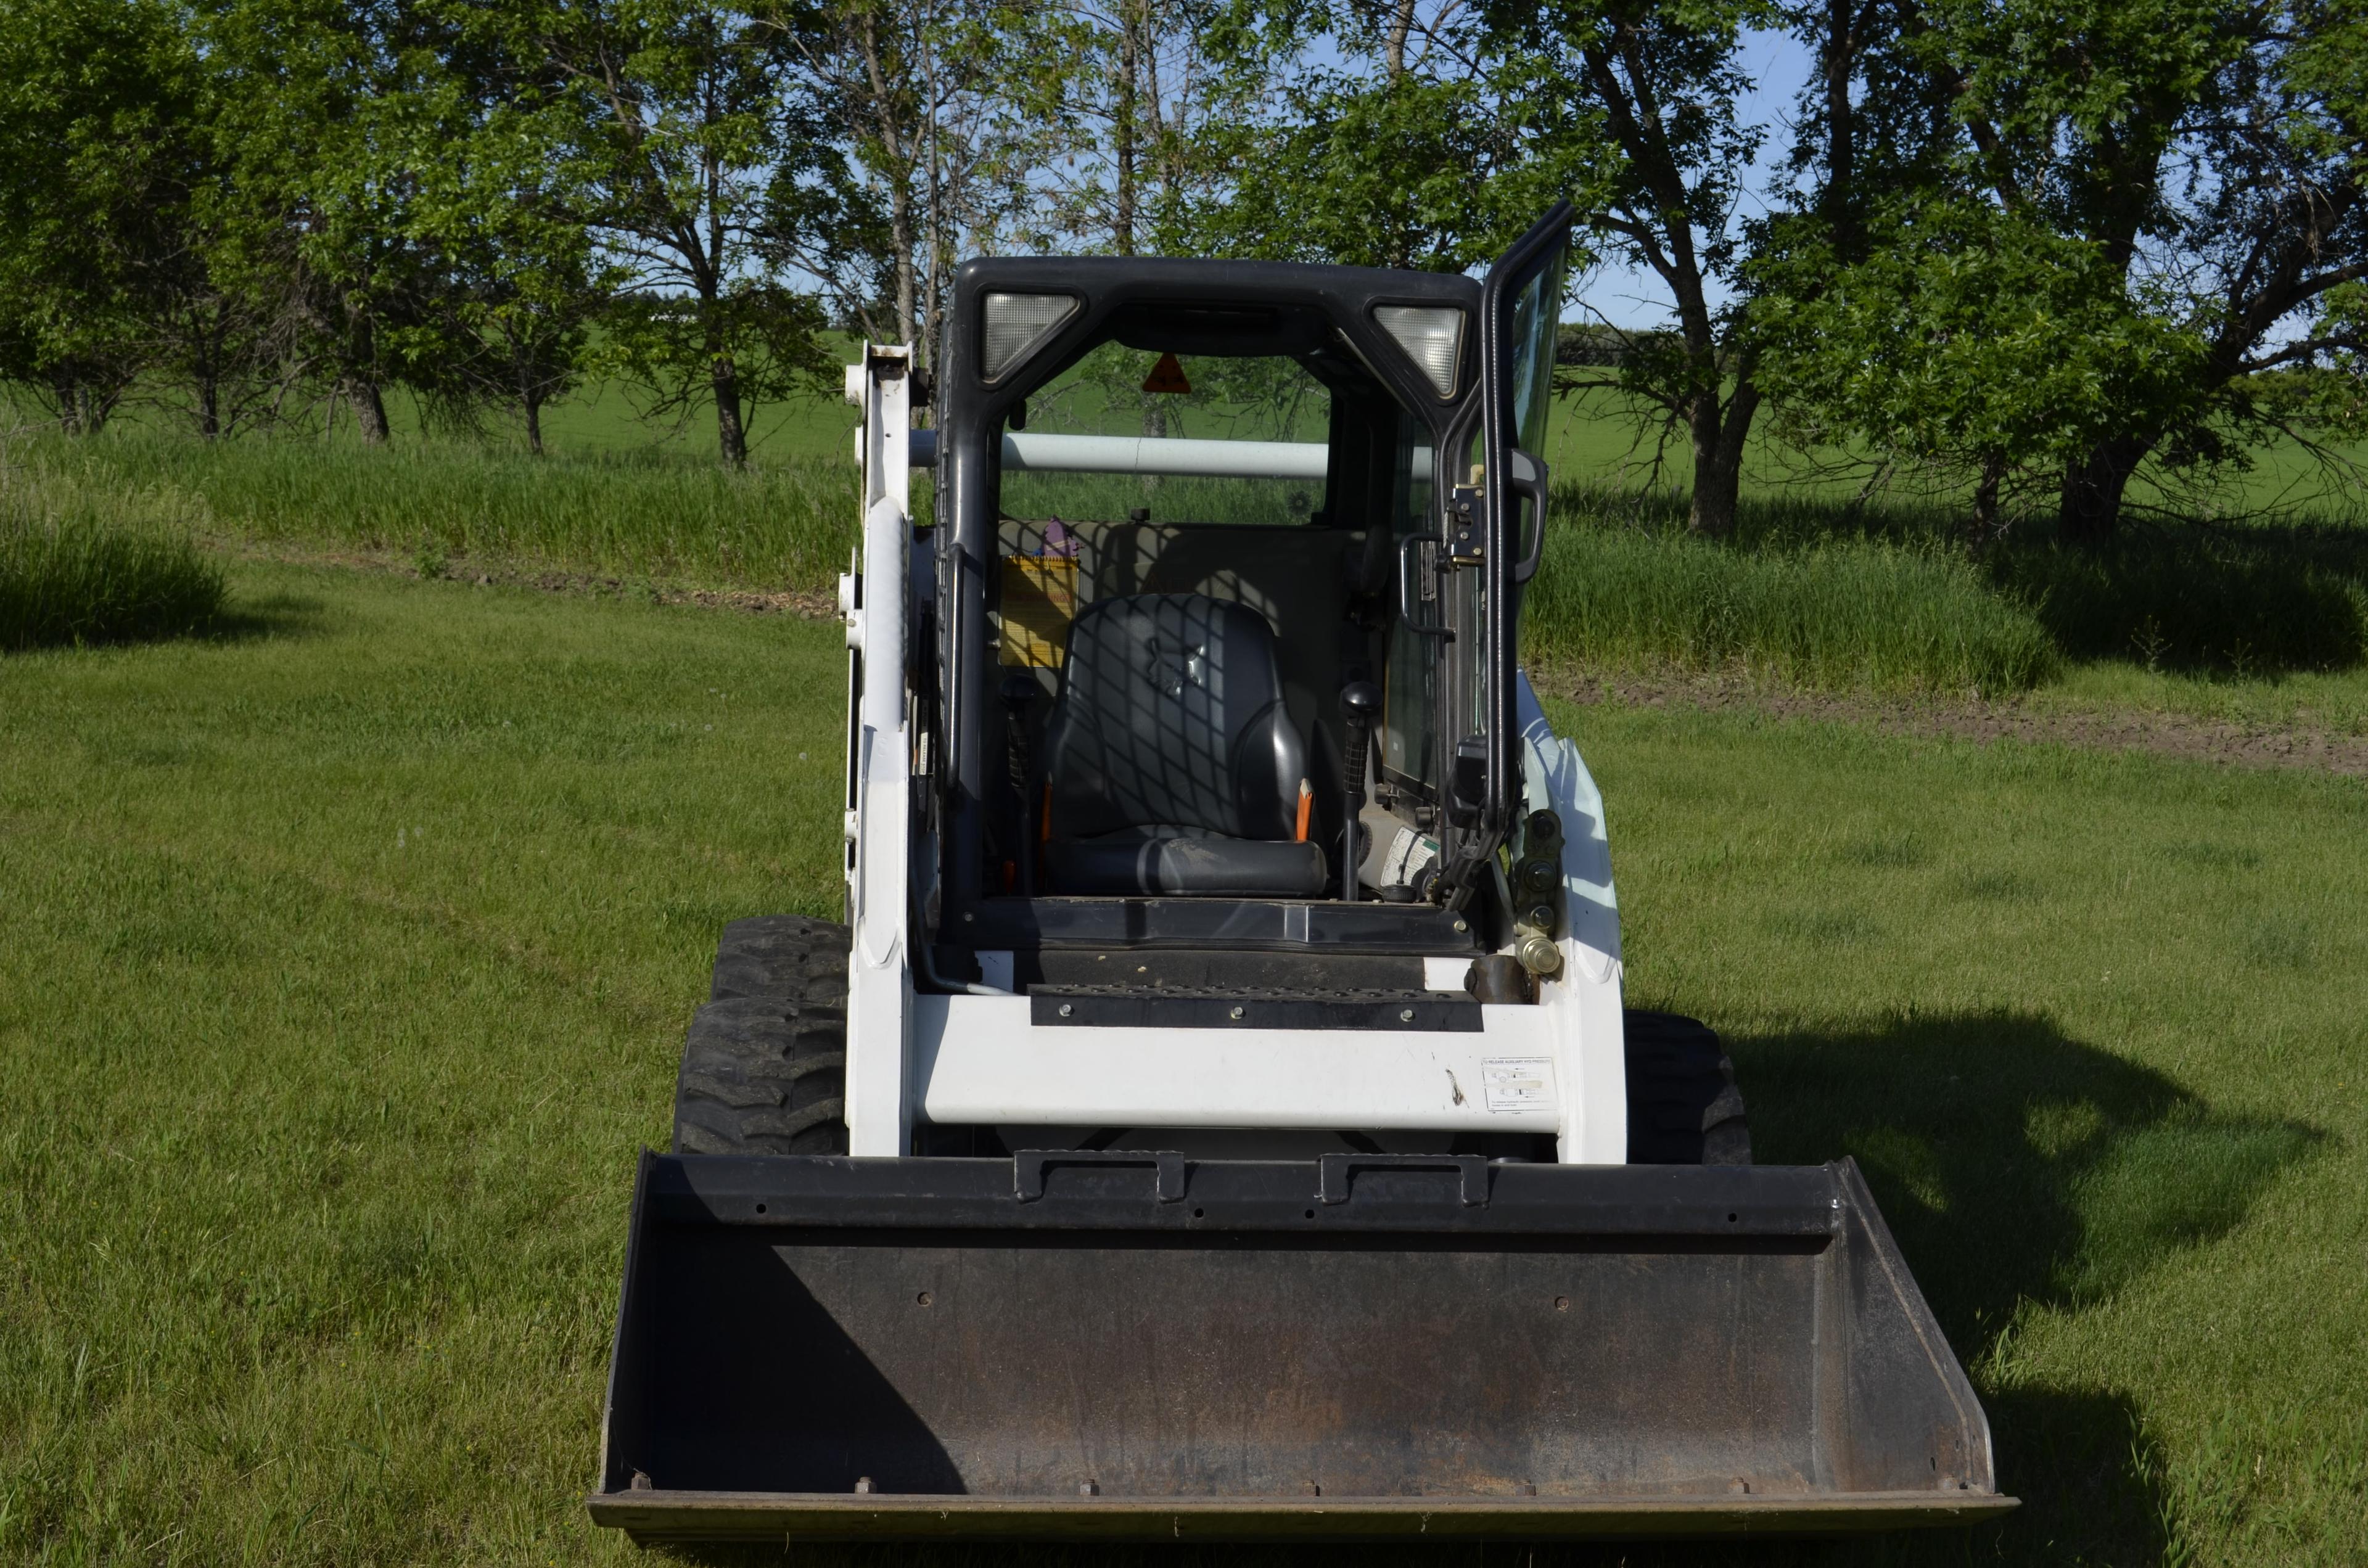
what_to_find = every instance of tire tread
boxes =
[672,916,851,1156]
[1624,1009,1752,1165]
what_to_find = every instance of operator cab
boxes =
[927,211,1570,960]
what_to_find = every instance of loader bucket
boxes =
[588,1151,2013,1542]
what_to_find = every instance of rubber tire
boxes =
[1624,1009,1752,1166]
[707,913,850,1003]
[672,916,850,1156]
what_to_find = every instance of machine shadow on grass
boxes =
[651,1011,2315,1568]
[1726,1008,2319,1566]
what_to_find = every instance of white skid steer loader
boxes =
[588,205,2015,1543]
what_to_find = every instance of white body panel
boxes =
[914,996,1563,1133]
[837,348,1629,1162]
[1515,670,1627,1162]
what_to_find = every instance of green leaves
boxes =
[1753,196,2210,472]
[0,0,201,431]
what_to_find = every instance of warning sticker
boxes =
[1141,351,1192,394]
[1481,1057,1555,1114]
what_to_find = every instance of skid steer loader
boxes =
[588,205,2015,1543]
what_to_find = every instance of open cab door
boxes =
[1432,204,1574,891]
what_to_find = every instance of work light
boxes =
[1373,304,1465,398]
[980,292,1078,383]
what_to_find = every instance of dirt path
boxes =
[1552,668,2368,778]
[212,536,837,619]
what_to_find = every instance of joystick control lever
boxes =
[1339,681,1382,901]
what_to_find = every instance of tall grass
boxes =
[1,468,226,652]
[1526,498,2060,694]
[20,427,2366,689]
[18,433,860,591]
[1536,483,2368,687]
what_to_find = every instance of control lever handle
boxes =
[1339,681,1382,902]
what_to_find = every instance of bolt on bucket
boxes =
[588,1151,2013,1542]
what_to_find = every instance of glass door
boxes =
[1467,203,1572,863]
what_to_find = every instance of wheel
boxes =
[1623,1009,1751,1165]
[672,916,850,1156]
[707,913,850,1003]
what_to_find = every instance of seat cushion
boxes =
[1041,593,1307,844]
[1046,832,1328,897]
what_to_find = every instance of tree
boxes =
[1770,0,2368,539]
[199,0,462,445]
[1023,0,1250,260]
[1754,196,2205,540]
[397,1,620,453]
[1506,0,1779,537]
[1181,2,1579,271]
[770,0,1063,381]
[552,0,833,464]
[0,0,195,433]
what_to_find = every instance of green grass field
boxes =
[2,560,2362,1565]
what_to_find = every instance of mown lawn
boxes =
[2,561,2362,1566]
[0,564,841,1566]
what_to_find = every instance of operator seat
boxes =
[1040,593,1328,897]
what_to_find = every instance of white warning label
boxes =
[1481,1057,1555,1113]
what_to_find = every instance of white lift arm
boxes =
[841,347,917,1157]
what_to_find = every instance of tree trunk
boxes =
[713,355,747,467]
[1687,381,1758,538]
[195,372,220,438]
[348,379,390,445]
[890,184,917,347]
[1971,451,2007,546]
[1822,0,1858,260]
[52,371,82,435]
[1114,3,1140,255]
[2058,436,2147,544]
[1386,0,1416,75]
[522,390,545,457]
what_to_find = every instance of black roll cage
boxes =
[926,231,1566,954]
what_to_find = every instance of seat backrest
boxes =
[1042,593,1306,841]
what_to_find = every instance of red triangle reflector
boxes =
[1141,352,1191,394]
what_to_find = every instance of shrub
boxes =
[1991,527,2368,674]
[1532,482,2368,685]
[1,470,226,652]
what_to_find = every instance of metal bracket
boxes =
[1013,1149,1188,1203]
[1445,487,1486,566]
[1396,534,1453,640]
[1317,1154,1490,1206]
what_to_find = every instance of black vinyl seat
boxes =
[1040,593,1326,897]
